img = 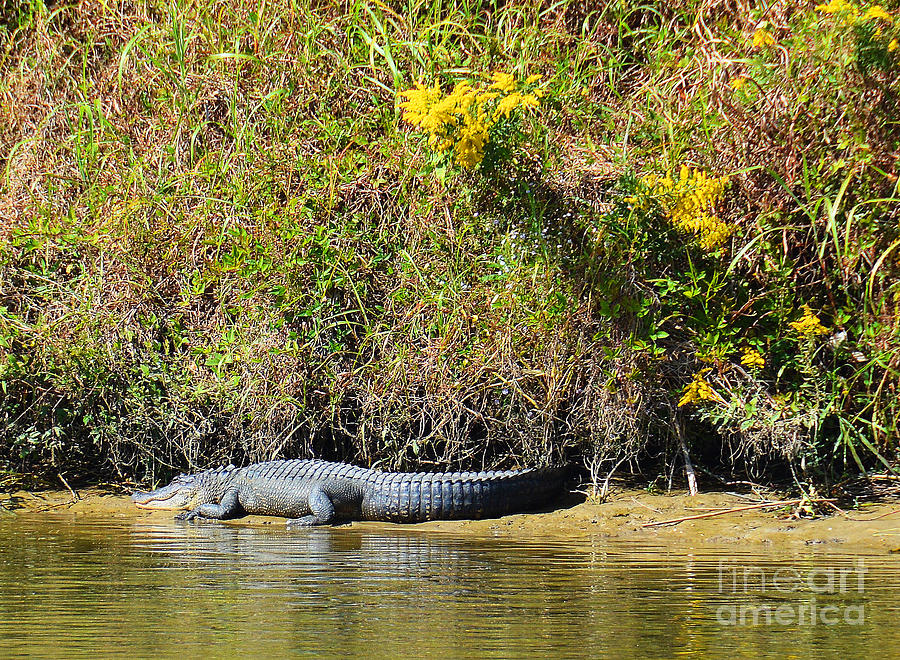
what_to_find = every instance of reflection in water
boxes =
[0,514,897,658]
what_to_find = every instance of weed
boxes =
[0,0,897,492]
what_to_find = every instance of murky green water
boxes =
[1,513,898,658]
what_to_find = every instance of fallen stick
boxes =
[673,412,698,496]
[58,473,79,503]
[630,497,663,515]
[642,498,836,527]
[823,501,900,522]
[863,508,900,521]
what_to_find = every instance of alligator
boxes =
[132,459,566,526]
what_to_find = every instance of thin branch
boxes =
[642,498,836,527]
[673,408,698,496]
[58,473,79,503]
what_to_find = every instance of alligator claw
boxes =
[175,511,198,521]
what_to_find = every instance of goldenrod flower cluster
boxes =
[751,28,776,48]
[816,0,857,15]
[398,72,543,169]
[817,0,893,22]
[814,2,899,68]
[678,369,719,407]
[644,166,733,251]
[864,5,893,21]
[739,347,765,369]
[816,1,896,40]
[789,305,829,336]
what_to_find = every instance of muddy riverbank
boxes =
[3,487,900,553]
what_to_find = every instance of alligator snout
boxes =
[131,490,150,504]
[130,480,196,510]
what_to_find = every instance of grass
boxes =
[0,0,898,492]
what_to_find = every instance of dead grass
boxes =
[0,0,898,489]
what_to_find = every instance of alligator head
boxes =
[132,465,237,510]
[132,473,204,510]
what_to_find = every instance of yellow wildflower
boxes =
[789,305,829,336]
[740,347,765,369]
[490,90,541,120]
[646,167,733,251]
[752,28,775,48]
[889,38,899,51]
[398,72,543,169]
[398,82,443,127]
[678,369,720,407]
[489,72,517,93]
[816,0,856,13]
[494,92,523,119]
[863,5,892,21]
[525,74,543,84]
[730,76,747,90]
[454,115,489,168]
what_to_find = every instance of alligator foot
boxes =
[286,515,325,528]
[174,510,218,522]
[174,512,220,523]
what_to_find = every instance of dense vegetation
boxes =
[1,0,898,493]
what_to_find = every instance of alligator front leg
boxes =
[286,486,335,527]
[176,488,241,521]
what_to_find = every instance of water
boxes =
[1,513,897,658]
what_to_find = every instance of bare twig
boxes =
[673,409,698,496]
[642,498,836,527]
[864,508,900,521]
[599,454,631,502]
[58,473,79,503]
[823,501,900,522]
[630,497,663,515]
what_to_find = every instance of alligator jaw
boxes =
[132,491,182,510]
[131,480,196,510]
[132,493,174,509]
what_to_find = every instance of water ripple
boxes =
[0,516,896,658]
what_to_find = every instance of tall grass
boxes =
[1,0,897,491]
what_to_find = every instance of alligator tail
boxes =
[366,467,566,523]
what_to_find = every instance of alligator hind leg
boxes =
[286,487,335,527]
